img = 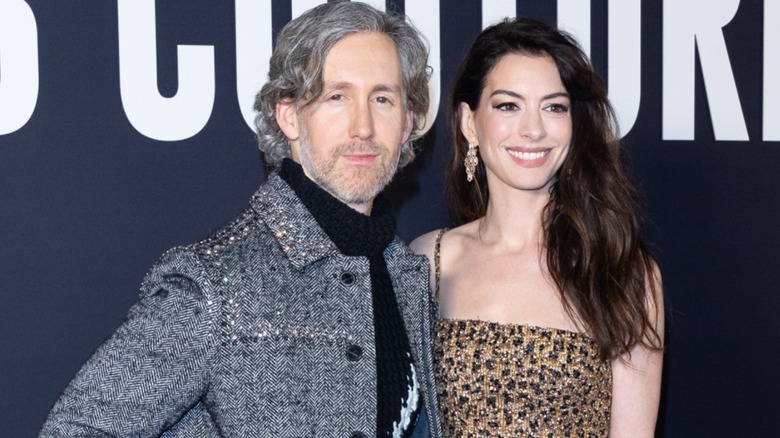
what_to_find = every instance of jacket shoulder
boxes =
[140,207,271,298]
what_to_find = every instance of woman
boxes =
[412,18,664,437]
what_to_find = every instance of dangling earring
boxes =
[465,143,479,182]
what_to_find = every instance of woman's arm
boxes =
[609,263,665,437]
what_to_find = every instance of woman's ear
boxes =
[459,102,478,145]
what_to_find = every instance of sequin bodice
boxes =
[433,318,612,437]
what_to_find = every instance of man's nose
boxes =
[349,102,375,140]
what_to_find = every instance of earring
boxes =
[465,143,479,182]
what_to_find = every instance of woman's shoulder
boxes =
[409,228,445,260]
[410,222,480,258]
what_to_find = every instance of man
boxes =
[40,2,441,437]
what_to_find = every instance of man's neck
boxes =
[345,199,373,216]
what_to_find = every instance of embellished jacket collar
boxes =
[249,172,423,273]
[250,172,341,271]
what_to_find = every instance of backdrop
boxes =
[2,0,779,436]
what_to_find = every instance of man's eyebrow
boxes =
[373,84,402,94]
[322,81,352,92]
[322,82,402,94]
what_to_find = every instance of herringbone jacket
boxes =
[39,173,443,437]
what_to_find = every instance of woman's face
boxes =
[460,53,572,196]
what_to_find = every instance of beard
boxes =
[297,125,401,206]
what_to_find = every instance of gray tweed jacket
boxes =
[40,173,442,437]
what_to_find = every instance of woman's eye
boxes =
[546,103,569,113]
[494,102,519,111]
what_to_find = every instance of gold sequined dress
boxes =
[432,230,612,437]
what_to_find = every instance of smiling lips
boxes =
[506,148,552,168]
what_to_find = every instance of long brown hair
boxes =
[447,18,661,360]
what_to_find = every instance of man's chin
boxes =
[327,180,386,205]
[333,188,381,206]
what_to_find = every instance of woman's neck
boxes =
[478,182,550,251]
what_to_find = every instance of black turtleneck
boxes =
[278,159,420,437]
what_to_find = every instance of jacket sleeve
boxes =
[39,247,220,438]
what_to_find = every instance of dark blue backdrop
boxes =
[2,1,779,436]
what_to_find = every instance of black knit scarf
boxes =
[279,159,419,436]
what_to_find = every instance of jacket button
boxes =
[350,433,366,438]
[340,272,355,285]
[346,344,363,361]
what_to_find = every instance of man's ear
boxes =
[276,99,299,141]
[402,109,414,144]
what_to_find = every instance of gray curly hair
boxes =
[253,1,431,168]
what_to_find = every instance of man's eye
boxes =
[329,94,344,101]
[376,96,391,104]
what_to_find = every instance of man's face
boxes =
[279,32,413,214]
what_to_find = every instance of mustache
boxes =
[335,141,384,154]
